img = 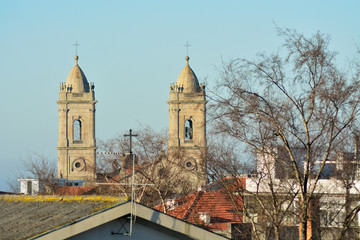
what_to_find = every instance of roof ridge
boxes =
[0,195,125,203]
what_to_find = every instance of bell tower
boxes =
[57,55,97,183]
[168,56,207,186]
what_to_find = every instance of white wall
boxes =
[67,217,183,240]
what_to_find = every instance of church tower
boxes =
[168,56,207,186]
[57,55,97,183]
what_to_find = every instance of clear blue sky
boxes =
[0,0,359,191]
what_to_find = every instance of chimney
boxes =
[166,198,177,210]
[199,212,211,225]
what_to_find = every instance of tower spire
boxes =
[57,54,97,183]
[167,56,207,189]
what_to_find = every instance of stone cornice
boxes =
[57,147,98,150]
[167,100,207,104]
[57,100,98,104]
[167,146,206,150]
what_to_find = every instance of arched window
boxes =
[74,120,82,140]
[185,119,193,140]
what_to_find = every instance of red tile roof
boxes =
[155,177,246,231]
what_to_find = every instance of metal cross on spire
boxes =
[73,41,80,55]
[184,41,191,56]
[124,129,138,155]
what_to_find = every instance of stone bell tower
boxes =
[57,55,97,183]
[168,56,207,186]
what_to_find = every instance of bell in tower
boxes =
[167,56,207,187]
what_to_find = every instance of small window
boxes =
[185,119,193,140]
[74,120,82,140]
[184,158,196,170]
[73,159,86,172]
[186,161,193,168]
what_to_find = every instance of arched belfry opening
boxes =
[57,55,97,183]
[185,119,193,140]
[73,119,82,141]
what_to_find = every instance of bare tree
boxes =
[96,126,193,208]
[8,152,58,194]
[209,28,360,240]
[132,151,194,211]
[96,126,166,182]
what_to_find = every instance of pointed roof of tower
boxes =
[65,55,90,92]
[176,56,200,93]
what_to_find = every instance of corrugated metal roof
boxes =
[0,195,124,239]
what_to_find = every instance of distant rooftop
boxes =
[154,177,246,232]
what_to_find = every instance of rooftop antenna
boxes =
[73,41,80,56]
[184,41,191,56]
[123,129,138,237]
[96,130,155,236]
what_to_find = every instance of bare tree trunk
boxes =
[274,225,280,240]
[299,201,309,240]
